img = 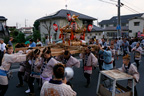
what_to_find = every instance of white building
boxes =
[129,17,144,37]
[99,13,144,38]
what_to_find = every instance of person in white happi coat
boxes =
[118,54,139,96]
[40,47,59,84]
[56,50,80,68]
[0,44,29,96]
[56,50,80,87]
[80,46,98,88]
[40,63,76,96]
[131,42,142,69]
[27,49,42,96]
[16,49,33,88]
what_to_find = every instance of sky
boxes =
[0,0,144,28]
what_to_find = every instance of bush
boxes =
[4,36,9,44]
[16,32,26,43]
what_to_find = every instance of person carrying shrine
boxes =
[118,54,139,96]
[80,46,98,88]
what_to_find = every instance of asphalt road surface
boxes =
[5,53,144,96]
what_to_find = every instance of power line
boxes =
[108,0,141,14]
[109,0,117,3]
[122,3,140,14]
[123,6,139,14]
[121,0,144,12]
[98,0,117,6]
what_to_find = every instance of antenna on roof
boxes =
[65,0,68,9]
[65,4,68,9]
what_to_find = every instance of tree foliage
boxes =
[33,20,41,41]
[8,28,26,43]
[16,32,26,43]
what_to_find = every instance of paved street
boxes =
[5,53,144,96]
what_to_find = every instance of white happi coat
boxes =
[80,53,98,74]
[132,46,142,60]
[29,57,42,78]
[66,56,80,68]
[56,55,80,68]
[0,53,26,85]
[41,58,59,82]
[119,63,139,88]
[40,81,76,96]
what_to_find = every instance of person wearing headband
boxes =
[0,44,29,96]
[80,46,98,88]
[56,50,80,68]
[131,42,142,69]
[118,54,139,96]
[26,49,42,96]
[56,50,80,87]
[40,47,59,84]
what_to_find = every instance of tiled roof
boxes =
[37,9,97,21]
[99,13,144,25]
[91,25,103,32]
[0,16,7,21]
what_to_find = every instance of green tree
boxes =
[16,32,26,43]
[9,28,19,42]
[33,20,41,41]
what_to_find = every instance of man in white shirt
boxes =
[0,38,6,66]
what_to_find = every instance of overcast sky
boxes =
[1,0,144,28]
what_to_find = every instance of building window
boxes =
[99,33,101,35]
[95,33,97,35]
[122,23,126,26]
[107,33,109,36]
[101,25,103,28]
[113,24,116,27]
[106,24,109,27]
[134,22,140,26]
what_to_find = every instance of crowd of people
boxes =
[0,36,143,96]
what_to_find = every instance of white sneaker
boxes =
[25,89,30,93]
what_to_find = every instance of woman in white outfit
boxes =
[0,44,29,96]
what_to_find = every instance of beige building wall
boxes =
[85,32,103,42]
[129,19,144,37]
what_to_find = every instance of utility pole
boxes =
[117,0,121,38]
[25,19,28,27]
[25,19,26,27]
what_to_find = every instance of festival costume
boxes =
[80,52,98,86]
[0,53,26,96]
[28,57,42,93]
[40,80,76,96]
[132,46,142,68]
[40,57,59,84]
[119,63,139,96]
